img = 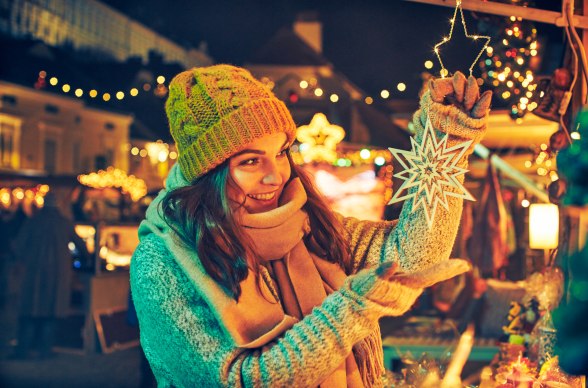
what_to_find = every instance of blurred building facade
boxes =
[1,80,131,175]
[0,0,212,68]
[0,1,213,196]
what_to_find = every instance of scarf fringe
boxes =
[354,326,384,387]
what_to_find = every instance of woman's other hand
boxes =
[376,259,472,289]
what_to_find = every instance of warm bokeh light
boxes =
[103,93,111,101]
[314,88,323,97]
[397,83,406,92]
[364,96,373,105]
[116,91,125,100]
[380,90,390,99]
[529,204,559,249]
[330,94,339,103]
[156,75,165,84]
[89,89,98,98]
[424,60,433,69]
[62,84,71,92]
[75,88,83,97]
[299,80,308,89]
[130,88,139,96]
[49,77,58,86]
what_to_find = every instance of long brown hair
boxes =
[161,152,350,300]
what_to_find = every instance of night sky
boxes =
[102,0,564,100]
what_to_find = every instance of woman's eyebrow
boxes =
[233,148,265,157]
[232,140,290,157]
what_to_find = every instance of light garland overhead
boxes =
[433,0,491,78]
[35,70,168,102]
[78,167,147,201]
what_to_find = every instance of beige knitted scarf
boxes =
[235,178,384,387]
[139,165,384,387]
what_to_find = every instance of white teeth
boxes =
[248,192,276,201]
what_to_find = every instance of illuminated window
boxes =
[0,115,21,169]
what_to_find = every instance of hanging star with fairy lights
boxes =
[388,116,475,227]
[434,0,491,78]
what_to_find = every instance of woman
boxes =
[131,64,491,387]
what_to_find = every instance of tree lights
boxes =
[478,12,540,119]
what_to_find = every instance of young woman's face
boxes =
[228,132,292,214]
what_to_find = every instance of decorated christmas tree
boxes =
[477,0,540,119]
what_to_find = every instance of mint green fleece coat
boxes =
[130,93,488,387]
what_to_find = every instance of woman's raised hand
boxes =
[428,71,492,119]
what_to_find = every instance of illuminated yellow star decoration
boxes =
[296,113,345,163]
[388,115,475,227]
[434,0,491,78]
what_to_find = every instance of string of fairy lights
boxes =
[35,70,169,101]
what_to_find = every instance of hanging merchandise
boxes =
[469,160,509,278]
[532,68,573,123]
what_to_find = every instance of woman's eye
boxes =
[240,158,258,166]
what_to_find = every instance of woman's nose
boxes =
[262,162,282,185]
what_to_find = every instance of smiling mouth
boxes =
[247,192,277,201]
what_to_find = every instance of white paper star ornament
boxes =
[388,115,475,227]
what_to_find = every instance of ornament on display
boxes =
[388,115,475,228]
[532,68,573,123]
[433,0,491,78]
[549,129,570,152]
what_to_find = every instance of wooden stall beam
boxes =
[474,144,550,203]
[401,0,588,29]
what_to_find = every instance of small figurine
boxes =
[503,301,525,336]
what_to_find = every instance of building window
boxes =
[45,104,59,114]
[73,141,80,171]
[1,95,18,107]
[0,120,20,169]
[44,138,57,174]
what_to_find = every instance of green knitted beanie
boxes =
[165,64,297,182]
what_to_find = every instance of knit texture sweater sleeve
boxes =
[131,233,420,387]
[342,92,487,273]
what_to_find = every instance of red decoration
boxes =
[549,130,569,152]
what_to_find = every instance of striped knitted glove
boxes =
[414,72,492,163]
[350,259,471,315]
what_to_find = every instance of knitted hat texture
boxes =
[166,64,297,182]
